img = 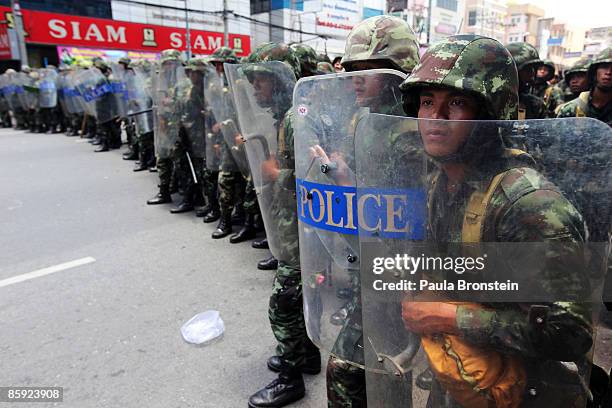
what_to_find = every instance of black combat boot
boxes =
[123,147,138,160]
[146,186,172,205]
[169,196,194,214]
[229,213,257,244]
[94,143,109,152]
[248,370,305,408]
[211,213,232,239]
[267,348,321,375]
[231,203,245,225]
[195,205,210,217]
[257,256,278,270]
[252,238,269,249]
[202,203,221,223]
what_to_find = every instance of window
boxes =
[468,10,477,26]
[0,0,112,18]
[251,0,271,15]
[436,0,457,12]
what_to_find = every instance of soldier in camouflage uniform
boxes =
[532,59,562,117]
[507,42,546,119]
[316,15,422,407]
[399,34,596,407]
[237,43,321,408]
[553,57,591,115]
[118,57,140,161]
[557,48,611,126]
[92,59,122,152]
[147,49,185,205]
[206,47,246,238]
[169,58,208,213]
[6,68,27,129]
[130,59,156,172]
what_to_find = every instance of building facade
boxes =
[461,0,507,43]
[504,3,544,45]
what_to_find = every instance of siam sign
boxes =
[0,6,250,56]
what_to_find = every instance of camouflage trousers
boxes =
[1,109,11,127]
[243,174,260,216]
[202,168,219,210]
[327,356,366,407]
[13,108,28,128]
[269,262,319,371]
[137,131,154,155]
[175,151,205,204]
[217,171,245,216]
[157,156,175,191]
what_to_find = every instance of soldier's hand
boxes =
[213,144,221,157]
[261,155,280,182]
[310,145,352,186]
[401,300,458,335]
[212,122,222,133]
[234,133,245,146]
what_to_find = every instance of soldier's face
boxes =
[569,73,588,93]
[252,73,274,105]
[596,63,612,89]
[417,88,480,158]
[351,75,385,107]
[537,66,551,80]
[188,70,202,86]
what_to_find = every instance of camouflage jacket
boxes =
[519,92,546,119]
[557,91,612,127]
[427,154,593,400]
[532,83,563,118]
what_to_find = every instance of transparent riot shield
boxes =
[0,73,13,111]
[180,67,206,158]
[57,72,70,115]
[153,60,188,159]
[110,62,128,118]
[5,72,23,111]
[64,70,84,115]
[15,72,30,111]
[74,68,118,124]
[225,60,297,263]
[207,65,250,175]
[126,67,153,135]
[38,68,58,108]
[352,115,610,407]
[23,73,39,110]
[293,70,409,371]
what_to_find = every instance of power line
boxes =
[113,0,328,40]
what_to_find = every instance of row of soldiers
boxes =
[0,16,610,407]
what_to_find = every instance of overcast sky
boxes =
[525,0,611,29]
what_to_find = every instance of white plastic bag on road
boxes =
[181,310,225,345]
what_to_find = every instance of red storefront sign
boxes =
[0,21,11,60]
[0,6,250,56]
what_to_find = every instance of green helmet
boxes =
[506,42,541,70]
[246,42,301,79]
[5,68,16,74]
[21,65,31,73]
[317,53,332,64]
[587,46,612,85]
[564,57,590,85]
[341,15,420,74]
[401,34,519,120]
[317,61,334,74]
[94,59,110,71]
[208,47,238,64]
[185,58,209,72]
[119,57,131,66]
[160,49,183,64]
[290,43,320,76]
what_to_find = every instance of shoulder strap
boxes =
[575,92,589,117]
[461,171,508,243]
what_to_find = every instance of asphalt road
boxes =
[1,128,610,408]
[0,129,325,408]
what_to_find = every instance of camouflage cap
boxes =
[118,57,131,66]
[208,46,238,64]
[341,15,420,74]
[317,61,335,74]
[160,49,183,64]
[290,43,320,75]
[588,46,612,83]
[246,42,301,79]
[185,58,209,72]
[401,35,519,120]
[564,57,590,84]
[506,42,541,70]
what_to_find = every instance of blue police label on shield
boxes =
[296,178,427,240]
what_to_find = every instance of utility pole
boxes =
[426,0,432,45]
[184,0,191,59]
[223,0,229,47]
[11,0,28,67]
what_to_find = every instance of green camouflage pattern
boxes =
[118,57,131,66]
[185,57,209,72]
[341,15,419,74]
[506,41,542,70]
[557,91,612,126]
[208,46,238,64]
[160,49,182,64]
[317,61,334,74]
[217,170,245,217]
[317,53,332,64]
[246,42,301,79]
[401,34,519,120]
[564,57,590,85]
[539,59,555,81]
[290,43,320,75]
[588,46,612,84]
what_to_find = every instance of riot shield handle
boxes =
[248,134,271,159]
[367,335,420,377]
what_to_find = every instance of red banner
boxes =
[0,20,11,60]
[0,7,250,56]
